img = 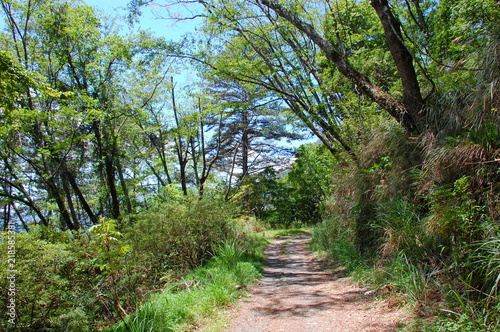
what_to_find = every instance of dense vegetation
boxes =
[1,0,500,330]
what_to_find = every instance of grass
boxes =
[106,236,267,332]
[255,227,312,257]
[279,239,292,256]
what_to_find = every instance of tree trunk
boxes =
[105,154,120,219]
[116,154,132,214]
[0,175,49,227]
[46,179,78,230]
[61,171,80,229]
[172,77,188,195]
[93,121,120,219]
[370,0,425,131]
[13,205,30,232]
[197,106,223,197]
[158,132,173,185]
[241,109,249,180]
[2,196,10,231]
[62,165,99,224]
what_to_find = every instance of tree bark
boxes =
[0,175,49,227]
[241,109,249,180]
[116,154,132,214]
[370,0,425,130]
[46,178,78,230]
[62,165,99,224]
[171,77,189,195]
[93,121,121,219]
[61,171,80,229]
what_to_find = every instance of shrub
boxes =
[108,237,263,332]
[124,197,237,276]
[0,229,100,331]
[0,197,239,331]
[312,216,364,272]
[372,198,429,261]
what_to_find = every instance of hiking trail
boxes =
[222,234,409,332]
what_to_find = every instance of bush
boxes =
[311,116,500,330]
[108,238,263,332]
[0,229,100,331]
[372,198,431,261]
[312,216,364,272]
[0,197,239,331]
[125,197,237,275]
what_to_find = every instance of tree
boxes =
[184,97,223,197]
[193,0,361,161]
[0,50,54,230]
[255,0,424,135]
[245,143,336,226]
[200,76,301,199]
[1,0,91,230]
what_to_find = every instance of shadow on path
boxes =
[223,234,407,332]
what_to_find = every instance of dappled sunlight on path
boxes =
[223,234,408,332]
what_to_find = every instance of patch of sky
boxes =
[84,0,202,41]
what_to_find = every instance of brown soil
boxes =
[222,234,410,332]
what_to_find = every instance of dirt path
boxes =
[222,234,409,332]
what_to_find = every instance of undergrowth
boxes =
[107,236,267,332]
[311,112,500,331]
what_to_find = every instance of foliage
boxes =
[312,90,500,329]
[245,143,336,227]
[372,199,428,260]
[0,0,225,231]
[312,211,366,274]
[124,197,236,275]
[91,219,131,274]
[2,0,500,330]
[0,196,242,331]
[199,76,302,199]
[0,229,100,331]
[388,252,428,306]
[475,233,500,300]
[107,237,264,332]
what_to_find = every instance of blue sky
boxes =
[84,0,201,42]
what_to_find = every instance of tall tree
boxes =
[183,0,363,161]
[202,76,301,199]
[256,0,426,135]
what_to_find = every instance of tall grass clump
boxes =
[311,146,366,272]
[388,252,429,307]
[372,198,429,261]
[312,113,500,329]
[475,234,500,301]
[313,215,365,272]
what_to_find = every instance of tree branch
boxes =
[259,0,421,135]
